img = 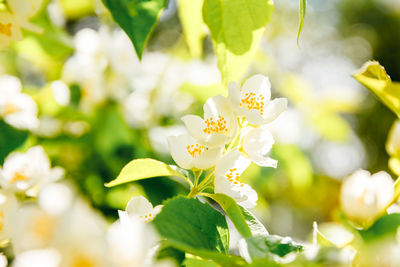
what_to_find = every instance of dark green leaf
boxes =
[240,206,269,237]
[153,196,229,254]
[0,120,28,164]
[246,235,303,260]
[359,214,400,242]
[102,0,168,59]
[207,193,252,238]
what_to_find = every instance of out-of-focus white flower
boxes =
[0,12,22,48]
[229,74,287,125]
[0,0,42,48]
[13,248,61,267]
[241,125,277,167]
[0,146,64,196]
[38,183,73,216]
[0,253,6,267]
[149,125,187,155]
[341,169,394,222]
[167,134,223,170]
[0,75,39,130]
[50,80,70,106]
[214,149,257,208]
[182,95,238,148]
[122,91,153,129]
[107,210,159,267]
[0,190,18,241]
[125,196,162,223]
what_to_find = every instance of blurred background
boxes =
[1,0,400,243]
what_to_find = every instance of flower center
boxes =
[186,144,205,158]
[203,115,228,134]
[225,168,244,187]
[0,22,12,37]
[240,92,265,115]
[3,102,20,115]
[139,213,153,223]
[10,172,29,184]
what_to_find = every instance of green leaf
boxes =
[239,206,269,236]
[359,214,400,242]
[246,235,303,260]
[101,0,168,59]
[153,196,229,254]
[297,0,306,46]
[183,258,220,267]
[354,61,400,118]
[177,0,206,57]
[202,0,274,84]
[105,159,187,187]
[0,120,28,165]
[207,193,252,238]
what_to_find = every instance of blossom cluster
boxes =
[168,74,287,208]
[0,145,172,266]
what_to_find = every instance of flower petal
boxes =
[126,196,153,217]
[261,98,287,124]
[167,134,195,169]
[243,126,277,168]
[241,74,271,103]
[181,115,207,142]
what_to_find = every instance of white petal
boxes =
[152,205,163,216]
[241,74,271,103]
[193,146,223,169]
[242,126,276,167]
[241,109,265,125]
[181,115,207,142]
[126,196,153,217]
[215,149,251,178]
[214,176,242,200]
[167,135,195,169]
[237,184,258,209]
[9,0,43,19]
[261,98,288,124]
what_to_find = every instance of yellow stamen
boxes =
[10,172,28,184]
[240,92,265,115]
[0,22,12,37]
[203,115,228,134]
[186,144,206,158]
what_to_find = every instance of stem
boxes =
[187,187,198,198]
[193,170,203,186]
[197,168,215,190]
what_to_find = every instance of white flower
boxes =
[0,0,42,48]
[228,74,287,125]
[0,12,22,48]
[167,134,223,170]
[340,169,394,222]
[182,95,238,147]
[13,248,61,267]
[214,149,257,208]
[0,190,18,241]
[0,75,39,130]
[0,146,64,196]
[241,125,277,167]
[125,196,162,223]
[108,209,159,267]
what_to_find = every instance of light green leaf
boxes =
[354,61,400,118]
[177,0,206,57]
[246,235,303,260]
[183,258,220,267]
[239,206,269,237]
[207,193,252,238]
[101,0,168,59]
[153,196,229,254]
[202,0,274,84]
[105,159,187,187]
[297,0,306,46]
